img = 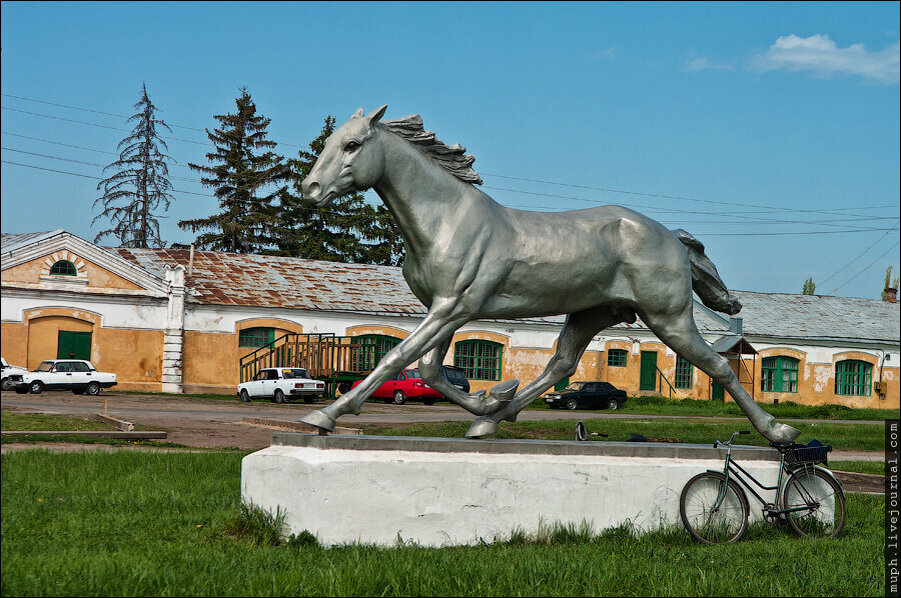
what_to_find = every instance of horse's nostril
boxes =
[304,181,321,201]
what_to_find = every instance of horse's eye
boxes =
[345,140,360,152]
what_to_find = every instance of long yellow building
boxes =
[2,229,898,410]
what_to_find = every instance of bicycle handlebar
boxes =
[714,430,751,448]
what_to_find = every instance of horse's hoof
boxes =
[490,379,518,404]
[465,416,498,438]
[299,409,336,433]
[766,422,801,444]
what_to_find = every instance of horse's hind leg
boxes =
[466,306,630,438]
[642,309,800,444]
[418,337,519,415]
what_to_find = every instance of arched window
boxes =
[454,340,503,381]
[675,355,693,389]
[761,356,799,393]
[835,360,872,396]
[354,334,401,371]
[49,260,77,276]
[607,349,628,367]
[239,327,274,348]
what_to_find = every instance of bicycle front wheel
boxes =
[680,472,749,544]
[782,466,846,538]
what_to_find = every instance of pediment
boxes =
[1,231,168,297]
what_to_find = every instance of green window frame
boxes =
[49,260,77,276]
[607,349,627,368]
[835,360,872,396]
[354,334,401,371]
[674,355,693,389]
[760,356,799,393]
[454,340,503,381]
[239,327,275,348]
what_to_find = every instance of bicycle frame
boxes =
[710,437,820,517]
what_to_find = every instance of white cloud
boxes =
[752,34,900,84]
[593,47,617,60]
[684,57,733,72]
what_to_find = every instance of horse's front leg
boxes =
[418,337,518,416]
[299,299,472,432]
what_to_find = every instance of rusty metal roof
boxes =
[112,249,898,343]
[114,248,427,315]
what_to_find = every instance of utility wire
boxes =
[830,241,901,295]
[4,159,899,238]
[5,135,892,227]
[3,142,891,229]
[4,93,897,219]
[815,220,901,287]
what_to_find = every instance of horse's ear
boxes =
[367,104,388,124]
[352,107,365,118]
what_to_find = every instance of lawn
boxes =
[524,394,896,421]
[357,418,886,452]
[0,449,884,596]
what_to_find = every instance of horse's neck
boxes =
[372,130,473,256]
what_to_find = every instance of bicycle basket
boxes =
[784,440,831,466]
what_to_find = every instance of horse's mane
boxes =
[380,115,483,185]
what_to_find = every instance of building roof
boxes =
[1,229,66,254]
[108,248,771,336]
[728,290,899,344]
[4,234,892,344]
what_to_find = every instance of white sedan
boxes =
[237,367,325,404]
[8,359,117,395]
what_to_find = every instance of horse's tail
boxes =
[672,229,742,316]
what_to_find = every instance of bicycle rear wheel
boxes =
[782,466,846,538]
[680,472,749,544]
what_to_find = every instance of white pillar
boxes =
[162,265,186,393]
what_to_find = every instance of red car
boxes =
[352,368,443,405]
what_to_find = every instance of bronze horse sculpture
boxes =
[299,105,801,444]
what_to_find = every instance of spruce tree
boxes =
[275,116,404,265]
[178,88,286,253]
[92,83,174,248]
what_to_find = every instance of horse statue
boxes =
[299,105,801,445]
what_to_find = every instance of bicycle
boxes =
[679,430,846,544]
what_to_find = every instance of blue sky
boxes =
[2,1,898,299]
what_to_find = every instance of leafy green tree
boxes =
[93,84,174,248]
[802,277,816,295]
[178,88,287,253]
[274,116,404,265]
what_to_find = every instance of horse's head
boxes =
[302,105,388,206]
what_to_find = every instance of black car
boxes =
[543,381,627,410]
[443,366,470,393]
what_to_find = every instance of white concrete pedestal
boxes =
[241,434,780,547]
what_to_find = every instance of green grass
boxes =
[358,418,885,452]
[1,411,115,432]
[524,394,896,421]
[1,449,884,596]
[0,412,183,449]
[829,460,885,476]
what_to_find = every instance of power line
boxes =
[1,106,211,147]
[4,143,894,230]
[815,219,901,287]
[830,241,901,295]
[6,132,893,227]
[4,92,896,220]
[4,159,899,239]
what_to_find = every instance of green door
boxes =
[57,330,92,360]
[639,351,657,391]
[554,377,570,391]
[712,381,724,401]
